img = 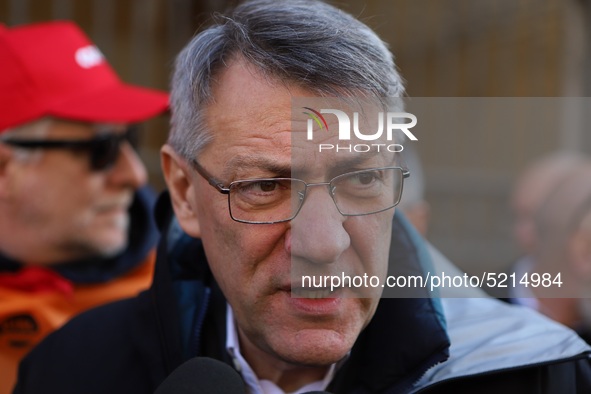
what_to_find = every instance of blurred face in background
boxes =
[512,153,589,256]
[0,118,147,265]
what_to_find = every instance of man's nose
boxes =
[287,186,350,265]
[107,142,148,189]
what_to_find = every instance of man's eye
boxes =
[237,180,286,194]
[256,181,278,192]
[356,172,378,185]
[347,170,382,186]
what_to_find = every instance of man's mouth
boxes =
[291,287,338,299]
[95,195,133,213]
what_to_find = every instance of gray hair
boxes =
[169,0,405,160]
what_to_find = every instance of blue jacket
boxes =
[14,192,591,393]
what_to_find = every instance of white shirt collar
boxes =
[225,303,337,394]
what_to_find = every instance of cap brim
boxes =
[49,83,169,124]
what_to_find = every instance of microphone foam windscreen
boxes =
[155,357,246,394]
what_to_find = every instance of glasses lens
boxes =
[331,168,402,215]
[228,178,306,223]
[1,127,138,172]
[124,126,140,150]
[89,134,123,171]
[89,127,139,171]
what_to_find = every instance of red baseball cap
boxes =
[0,21,169,131]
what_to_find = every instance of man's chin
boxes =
[96,242,127,258]
[86,230,129,258]
[90,214,131,255]
[96,209,130,229]
[271,329,353,367]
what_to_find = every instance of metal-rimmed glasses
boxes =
[191,160,410,224]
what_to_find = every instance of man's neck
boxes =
[225,305,331,393]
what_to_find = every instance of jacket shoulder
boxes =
[412,245,591,393]
[14,291,166,394]
[414,296,591,393]
[414,353,591,393]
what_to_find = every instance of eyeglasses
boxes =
[0,126,139,171]
[191,160,410,224]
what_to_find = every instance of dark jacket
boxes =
[14,192,591,393]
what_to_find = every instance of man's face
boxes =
[174,60,394,369]
[1,119,147,264]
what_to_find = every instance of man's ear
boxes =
[161,144,201,238]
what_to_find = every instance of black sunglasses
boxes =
[0,126,140,171]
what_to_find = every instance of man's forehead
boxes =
[50,120,127,136]
[4,118,52,136]
[220,150,395,176]
[94,123,128,134]
[209,60,294,107]
[203,59,400,171]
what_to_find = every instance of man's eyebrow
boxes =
[334,153,377,170]
[329,151,396,173]
[223,155,291,177]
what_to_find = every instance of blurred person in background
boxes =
[502,153,590,307]
[511,152,590,263]
[0,21,168,393]
[517,162,591,343]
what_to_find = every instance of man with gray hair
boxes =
[15,1,591,393]
[0,20,167,394]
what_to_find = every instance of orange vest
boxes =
[0,251,155,394]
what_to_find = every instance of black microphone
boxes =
[154,357,246,393]
[303,392,333,394]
